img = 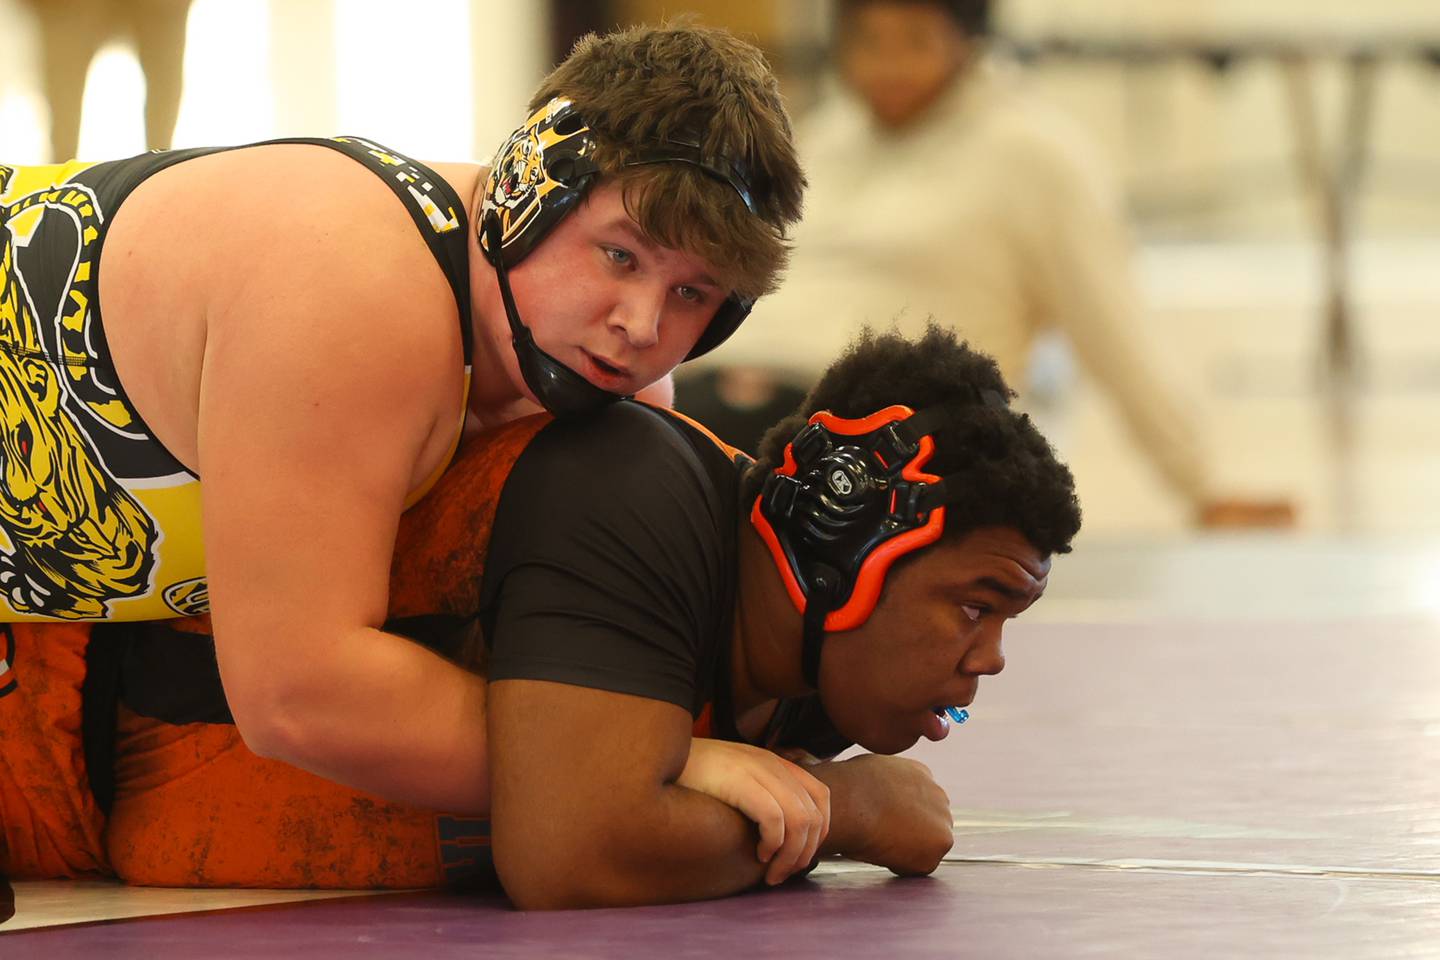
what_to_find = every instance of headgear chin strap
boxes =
[479,97,762,417]
[484,213,629,418]
[751,403,976,689]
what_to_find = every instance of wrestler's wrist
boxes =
[809,759,872,858]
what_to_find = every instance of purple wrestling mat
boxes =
[4,864,1435,960]
[5,615,1438,957]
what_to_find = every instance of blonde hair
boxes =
[529,21,805,299]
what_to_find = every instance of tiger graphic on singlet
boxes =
[0,164,157,620]
[0,140,473,623]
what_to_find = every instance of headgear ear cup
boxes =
[480,99,601,269]
[751,403,975,688]
[478,99,768,418]
[685,295,753,361]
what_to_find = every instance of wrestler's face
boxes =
[839,1,970,129]
[482,183,725,402]
[819,526,1050,755]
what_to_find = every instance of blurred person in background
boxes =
[21,0,195,161]
[698,0,1290,528]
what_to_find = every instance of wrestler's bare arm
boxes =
[488,680,776,909]
[488,681,955,908]
[197,192,491,813]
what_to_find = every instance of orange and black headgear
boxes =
[752,399,1001,688]
[480,98,763,417]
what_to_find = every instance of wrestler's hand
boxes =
[677,738,830,886]
[814,754,954,876]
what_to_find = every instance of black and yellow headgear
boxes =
[480,98,602,270]
[479,98,763,417]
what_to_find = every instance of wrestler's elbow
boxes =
[494,832,613,910]
[224,681,315,764]
[494,814,650,910]
[496,856,585,910]
[228,705,292,762]
[502,863,654,911]
[499,870,585,911]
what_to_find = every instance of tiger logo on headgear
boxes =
[491,131,544,212]
[479,98,600,268]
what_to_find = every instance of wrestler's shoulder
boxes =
[117,144,454,264]
[117,145,469,463]
[536,402,714,457]
[494,405,735,557]
[520,403,737,497]
[142,145,464,337]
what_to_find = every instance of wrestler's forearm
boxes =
[236,626,490,813]
[505,784,771,909]
[806,755,956,876]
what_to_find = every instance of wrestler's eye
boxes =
[960,604,984,623]
[602,245,634,268]
[15,421,31,457]
[676,285,706,305]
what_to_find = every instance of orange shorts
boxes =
[106,706,493,889]
[0,624,490,887]
[0,622,109,880]
[1,417,551,888]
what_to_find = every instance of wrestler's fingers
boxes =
[744,764,809,871]
[743,788,788,864]
[711,751,819,871]
[767,761,829,885]
[763,778,823,886]
[672,738,825,877]
[796,781,828,873]
[789,759,831,847]
[676,738,790,861]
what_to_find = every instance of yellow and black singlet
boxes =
[0,138,473,622]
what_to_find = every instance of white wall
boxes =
[0,0,550,164]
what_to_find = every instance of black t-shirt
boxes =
[480,402,849,756]
[481,402,736,714]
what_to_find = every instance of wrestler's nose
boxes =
[961,620,1006,677]
[609,284,664,349]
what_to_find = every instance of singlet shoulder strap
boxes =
[266,136,474,368]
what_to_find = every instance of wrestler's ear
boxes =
[19,357,59,414]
